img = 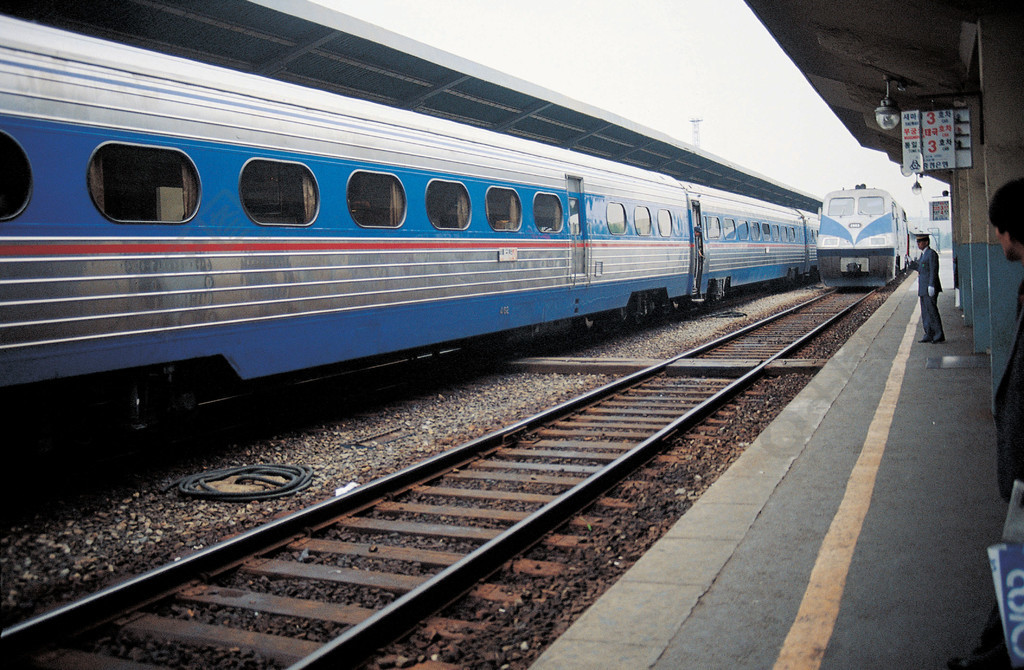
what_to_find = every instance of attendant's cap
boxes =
[915,233,930,241]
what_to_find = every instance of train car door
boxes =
[689,200,705,296]
[802,215,811,271]
[566,176,588,286]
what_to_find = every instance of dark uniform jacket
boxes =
[917,246,942,296]
[996,281,1024,501]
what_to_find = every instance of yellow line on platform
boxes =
[773,308,920,670]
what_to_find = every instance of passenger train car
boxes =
[687,183,818,300]
[0,16,818,424]
[817,186,912,287]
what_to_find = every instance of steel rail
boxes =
[1,288,871,666]
[678,288,837,358]
[291,290,873,669]
[0,317,723,656]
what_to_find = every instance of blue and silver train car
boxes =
[686,184,819,299]
[817,185,911,287]
[0,16,823,423]
[0,17,704,418]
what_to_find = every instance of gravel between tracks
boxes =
[0,285,833,630]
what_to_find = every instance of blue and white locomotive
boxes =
[817,185,912,287]
[0,16,818,423]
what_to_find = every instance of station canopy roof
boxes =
[743,1,1002,168]
[0,0,822,212]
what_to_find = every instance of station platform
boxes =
[532,251,1008,669]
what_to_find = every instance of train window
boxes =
[751,222,761,241]
[88,143,199,223]
[634,206,652,235]
[772,225,780,241]
[347,171,405,228]
[534,193,563,233]
[569,197,581,235]
[486,187,522,232]
[827,198,854,216]
[426,180,471,230]
[0,132,31,221]
[240,159,318,226]
[607,203,626,234]
[737,221,749,240]
[657,209,672,236]
[706,216,721,239]
[723,218,736,240]
[859,196,884,215]
[762,222,771,238]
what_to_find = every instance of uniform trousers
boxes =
[920,293,945,341]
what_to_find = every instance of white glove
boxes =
[928,286,935,297]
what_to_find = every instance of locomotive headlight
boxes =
[819,236,852,248]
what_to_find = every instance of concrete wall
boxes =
[976,11,1024,403]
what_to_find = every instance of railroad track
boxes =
[2,289,871,670]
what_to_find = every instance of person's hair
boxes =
[990,178,1024,243]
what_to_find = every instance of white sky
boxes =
[314,0,949,219]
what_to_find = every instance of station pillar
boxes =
[951,165,988,335]
[978,10,1024,403]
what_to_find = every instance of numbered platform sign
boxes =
[921,109,955,171]
[902,108,972,173]
[902,110,922,175]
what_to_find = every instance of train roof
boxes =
[0,15,692,204]
[823,187,892,200]
[681,181,811,219]
[0,1,821,212]
[822,187,907,217]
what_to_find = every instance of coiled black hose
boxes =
[172,464,314,501]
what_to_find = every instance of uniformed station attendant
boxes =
[916,233,945,343]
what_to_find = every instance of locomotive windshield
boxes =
[827,197,854,216]
[826,195,885,217]
[858,197,885,215]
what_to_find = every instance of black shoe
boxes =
[932,337,946,343]
[920,338,933,343]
